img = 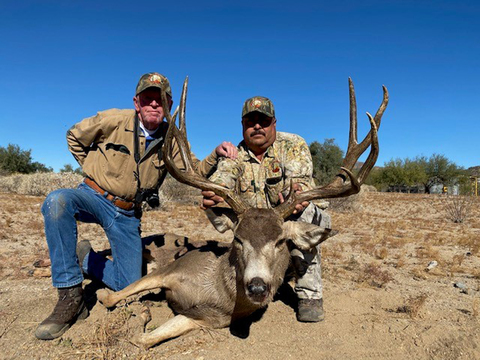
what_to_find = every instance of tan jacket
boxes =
[67,109,217,201]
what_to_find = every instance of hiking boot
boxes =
[35,285,88,340]
[296,298,324,323]
[77,240,92,271]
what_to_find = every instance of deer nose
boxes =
[247,277,267,295]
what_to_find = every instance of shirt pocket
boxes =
[265,167,284,206]
[104,142,131,179]
[239,177,252,193]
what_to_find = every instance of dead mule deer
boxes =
[96,78,388,349]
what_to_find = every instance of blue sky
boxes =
[1,0,478,171]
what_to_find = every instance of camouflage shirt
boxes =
[209,132,315,208]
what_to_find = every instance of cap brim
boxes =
[242,109,274,118]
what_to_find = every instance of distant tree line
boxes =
[308,140,471,195]
[365,154,468,194]
[0,144,52,175]
[0,143,82,176]
[1,143,472,195]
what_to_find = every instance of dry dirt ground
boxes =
[0,191,479,360]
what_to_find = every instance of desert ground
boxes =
[0,188,479,360]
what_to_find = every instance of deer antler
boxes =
[274,79,388,220]
[161,77,248,215]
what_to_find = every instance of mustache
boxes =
[251,130,265,136]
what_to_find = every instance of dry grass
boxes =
[157,175,201,209]
[0,173,201,208]
[0,172,83,196]
[396,294,428,319]
[355,262,393,288]
[1,189,480,359]
[77,307,135,359]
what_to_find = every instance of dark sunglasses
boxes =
[242,116,274,128]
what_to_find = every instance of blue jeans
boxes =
[41,182,142,291]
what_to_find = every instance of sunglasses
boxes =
[242,116,275,128]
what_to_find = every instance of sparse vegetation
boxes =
[443,194,474,223]
[356,262,393,288]
[1,182,480,359]
[396,294,428,318]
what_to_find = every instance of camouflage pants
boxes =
[290,202,331,300]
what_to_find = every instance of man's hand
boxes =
[278,183,309,214]
[215,141,238,160]
[201,190,225,209]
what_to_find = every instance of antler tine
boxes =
[178,76,188,133]
[348,77,358,155]
[356,112,379,183]
[160,79,194,173]
[162,77,248,215]
[355,84,388,158]
[274,80,386,220]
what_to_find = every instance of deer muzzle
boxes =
[247,277,270,303]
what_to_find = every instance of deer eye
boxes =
[276,239,286,248]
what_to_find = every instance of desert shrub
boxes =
[396,294,428,318]
[356,262,393,288]
[329,185,372,213]
[329,193,360,213]
[157,175,201,209]
[0,172,82,196]
[443,195,474,223]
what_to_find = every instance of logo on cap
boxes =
[149,74,163,84]
[251,99,263,109]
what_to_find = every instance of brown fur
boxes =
[96,208,292,348]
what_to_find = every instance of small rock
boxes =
[33,258,51,268]
[426,261,437,271]
[454,282,468,294]
[29,268,52,278]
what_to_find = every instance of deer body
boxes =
[97,208,296,348]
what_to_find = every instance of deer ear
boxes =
[282,221,332,250]
[205,208,238,233]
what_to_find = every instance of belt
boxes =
[84,178,138,211]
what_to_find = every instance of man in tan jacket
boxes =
[35,73,236,340]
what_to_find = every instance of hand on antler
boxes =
[278,183,309,214]
[201,190,225,209]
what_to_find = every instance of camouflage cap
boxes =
[135,72,172,97]
[242,96,275,118]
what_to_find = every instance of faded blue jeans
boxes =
[41,182,142,291]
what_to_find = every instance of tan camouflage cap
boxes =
[135,72,172,97]
[242,96,275,118]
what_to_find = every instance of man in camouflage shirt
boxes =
[36,73,236,340]
[203,96,331,322]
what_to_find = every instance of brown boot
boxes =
[296,298,325,323]
[35,285,88,340]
